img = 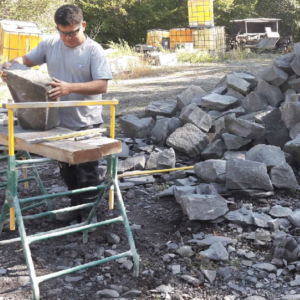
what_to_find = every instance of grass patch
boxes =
[107,39,139,58]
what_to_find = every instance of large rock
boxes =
[200,242,229,261]
[201,94,238,111]
[174,186,196,208]
[223,151,246,160]
[179,103,211,132]
[256,80,284,107]
[274,53,295,75]
[242,91,268,113]
[270,163,299,189]
[225,88,245,101]
[194,160,227,183]
[119,115,155,138]
[281,102,300,130]
[257,66,288,87]
[226,74,251,95]
[253,212,273,228]
[291,55,300,76]
[245,145,286,168]
[201,139,226,160]
[181,194,228,221]
[226,159,273,191]
[225,208,254,226]
[166,123,209,157]
[290,123,300,139]
[225,115,265,139]
[177,86,207,110]
[269,205,293,218]
[222,133,251,150]
[146,148,176,170]
[145,99,178,118]
[6,69,60,131]
[118,156,146,172]
[150,117,171,146]
[233,72,257,85]
[284,135,300,162]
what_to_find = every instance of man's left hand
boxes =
[49,77,72,99]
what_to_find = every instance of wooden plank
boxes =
[0,126,122,164]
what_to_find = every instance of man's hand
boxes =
[48,77,72,99]
[0,62,12,82]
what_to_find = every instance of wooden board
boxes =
[0,126,122,164]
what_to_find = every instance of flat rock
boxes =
[231,189,274,199]
[195,236,234,246]
[123,175,155,185]
[181,194,228,221]
[177,85,207,110]
[274,53,295,74]
[179,103,211,132]
[225,88,245,100]
[270,163,299,189]
[258,66,288,87]
[281,295,300,300]
[252,263,277,272]
[145,99,178,118]
[242,91,268,113]
[244,297,267,300]
[146,148,176,170]
[200,242,229,261]
[225,209,254,226]
[176,246,195,258]
[284,135,300,162]
[225,115,265,139]
[201,93,238,111]
[194,159,226,183]
[181,275,202,287]
[291,55,300,76]
[174,186,196,207]
[226,74,251,95]
[222,133,251,150]
[281,102,300,129]
[118,156,146,173]
[225,159,273,191]
[288,211,300,227]
[269,205,293,218]
[245,144,286,168]
[119,115,155,138]
[202,139,226,160]
[202,269,217,283]
[97,289,119,298]
[256,80,284,107]
[253,212,273,228]
[166,123,209,157]
[122,290,142,298]
[223,151,246,160]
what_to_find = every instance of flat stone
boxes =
[194,159,226,183]
[258,66,288,87]
[225,159,273,191]
[118,156,146,172]
[181,194,228,220]
[253,213,273,228]
[222,133,251,150]
[201,93,238,111]
[171,265,181,275]
[242,91,268,113]
[290,123,300,139]
[195,236,234,246]
[270,164,299,189]
[195,183,219,195]
[145,99,178,118]
[225,115,265,139]
[226,74,251,95]
[291,55,300,76]
[117,142,130,159]
[146,148,176,170]
[176,246,195,258]
[177,85,207,110]
[122,290,142,298]
[281,102,300,129]
[281,295,300,300]
[245,144,286,168]
[200,242,229,261]
[119,115,155,138]
[179,103,211,132]
[288,211,300,228]
[233,72,257,85]
[168,117,182,135]
[225,209,254,226]
[284,135,300,162]
[181,275,202,287]
[223,151,246,160]
[252,263,277,272]
[244,297,267,300]
[257,80,284,107]
[269,205,293,218]
[96,289,119,298]
[123,175,155,185]
[202,269,217,283]
[225,88,245,100]
[201,139,226,160]
[166,123,209,157]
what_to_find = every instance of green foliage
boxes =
[107,39,137,58]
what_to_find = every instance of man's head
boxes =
[55,4,86,48]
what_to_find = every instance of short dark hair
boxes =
[54,4,83,27]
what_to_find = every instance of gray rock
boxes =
[7,70,60,131]
[107,233,121,244]
[121,260,133,270]
[281,295,300,300]
[222,133,251,150]
[275,54,295,75]
[281,102,300,129]
[181,275,202,287]
[253,213,273,228]
[145,99,178,118]
[117,142,130,159]
[146,148,176,170]
[177,85,207,110]
[268,218,291,231]
[223,151,246,160]
[225,88,245,100]
[284,135,300,162]
[171,265,181,275]
[174,186,196,207]
[202,269,217,283]
[226,74,251,95]
[0,269,7,275]
[122,290,142,298]
[176,246,195,258]
[290,123,300,139]
[201,139,226,160]
[285,88,297,102]
[245,144,286,168]
[123,175,155,185]
[181,194,228,220]
[225,209,254,226]
[195,183,219,195]
[118,156,146,173]
[225,115,265,139]
[258,66,288,87]
[211,85,227,94]
[97,289,119,298]
[195,236,234,246]
[289,77,300,93]
[295,42,300,54]
[270,164,299,189]
[233,72,257,85]
[269,205,293,218]
[166,123,209,157]
[290,275,300,287]
[211,116,226,134]
[175,177,197,187]
[252,263,277,272]
[168,117,182,135]
[155,185,175,198]
[65,276,84,282]
[119,115,155,138]
[288,211,300,227]
[242,91,268,113]
[200,242,229,261]
[201,93,238,111]
[225,159,273,191]
[150,117,171,146]
[257,80,284,107]
[194,159,226,183]
[244,297,267,300]
[291,55,300,76]
[179,103,212,132]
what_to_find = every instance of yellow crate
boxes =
[146,29,170,47]
[170,28,193,50]
[192,26,225,52]
[188,0,214,27]
[0,20,42,63]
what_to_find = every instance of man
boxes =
[1,4,113,221]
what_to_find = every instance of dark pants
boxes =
[59,124,101,206]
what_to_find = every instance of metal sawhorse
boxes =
[0,99,139,300]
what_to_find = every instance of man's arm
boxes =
[48,78,108,99]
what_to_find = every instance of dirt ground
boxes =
[0,57,279,300]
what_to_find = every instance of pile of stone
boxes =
[118,43,300,222]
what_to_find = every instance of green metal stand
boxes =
[0,153,139,300]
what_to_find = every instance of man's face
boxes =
[57,21,86,48]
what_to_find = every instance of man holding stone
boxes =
[0,4,113,222]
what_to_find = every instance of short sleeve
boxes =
[90,44,113,81]
[26,39,48,66]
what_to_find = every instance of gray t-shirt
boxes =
[26,35,113,130]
